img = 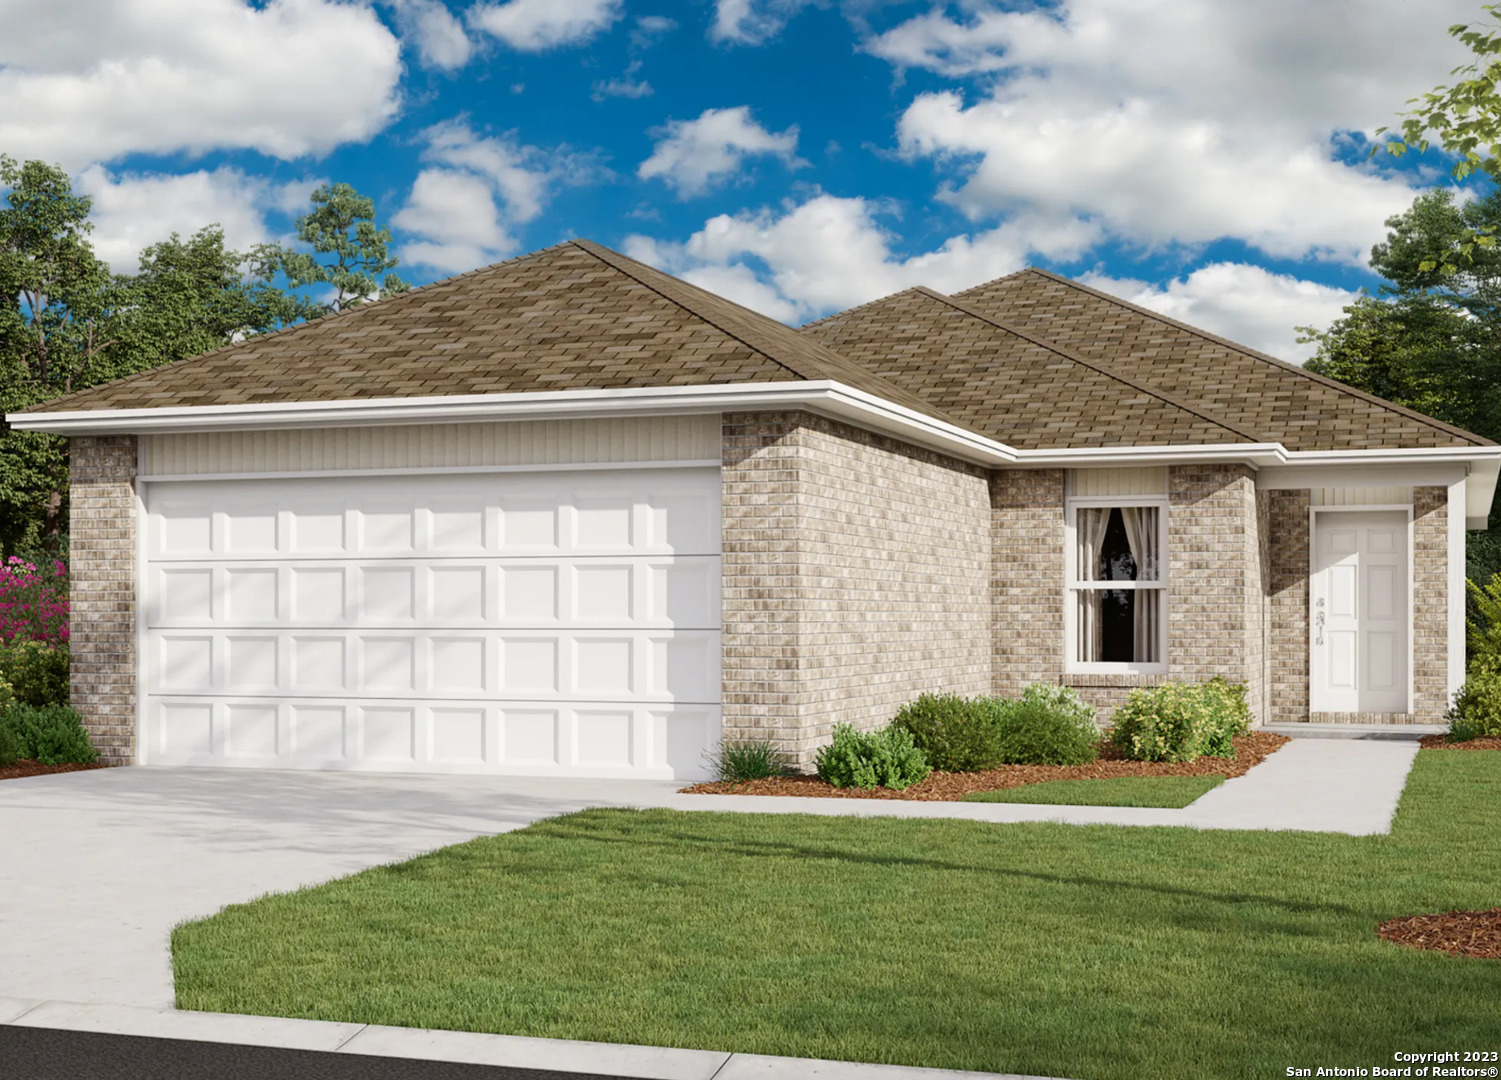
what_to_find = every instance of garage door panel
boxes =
[145,468,720,778]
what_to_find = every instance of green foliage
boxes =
[0,158,308,557]
[889,692,1007,772]
[712,739,795,782]
[815,723,931,790]
[1446,651,1501,741]
[1109,681,1244,763]
[992,694,1100,766]
[1465,572,1501,665]
[255,182,408,315]
[0,719,18,768]
[1,702,96,764]
[1,639,68,706]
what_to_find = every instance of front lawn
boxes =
[173,751,1501,1080]
[960,774,1225,807]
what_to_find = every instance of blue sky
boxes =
[1,0,1494,360]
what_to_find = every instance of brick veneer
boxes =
[1412,486,1449,722]
[69,435,137,765]
[991,469,1065,698]
[1268,489,1311,723]
[721,411,992,765]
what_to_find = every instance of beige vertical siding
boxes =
[1310,486,1412,506]
[141,415,721,476]
[1067,466,1168,497]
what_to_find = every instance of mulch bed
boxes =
[0,760,111,782]
[1378,909,1501,960]
[1418,734,1501,751]
[682,731,1291,801]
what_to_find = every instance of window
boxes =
[1066,499,1166,671]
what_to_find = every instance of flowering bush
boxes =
[0,556,68,646]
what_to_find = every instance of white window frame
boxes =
[1064,494,1169,675]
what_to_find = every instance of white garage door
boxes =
[141,467,721,779]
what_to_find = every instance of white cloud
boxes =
[393,120,561,273]
[1079,264,1360,364]
[0,0,402,166]
[709,0,818,45]
[74,165,319,273]
[626,192,1100,322]
[631,15,677,48]
[390,0,473,70]
[638,107,801,197]
[467,0,622,50]
[592,60,652,101]
[874,0,1484,266]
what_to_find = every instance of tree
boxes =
[255,182,408,315]
[1301,187,1501,634]
[0,159,305,557]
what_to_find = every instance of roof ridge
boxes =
[913,286,1269,445]
[571,240,963,425]
[796,286,927,332]
[1020,267,1496,448]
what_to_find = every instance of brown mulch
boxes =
[682,731,1291,801]
[1378,909,1501,960]
[0,760,111,782]
[1418,734,1501,751]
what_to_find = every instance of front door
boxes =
[1310,510,1409,714]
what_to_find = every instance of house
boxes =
[10,240,1498,778]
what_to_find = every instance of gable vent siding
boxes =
[1310,487,1413,507]
[1067,467,1168,497]
[140,416,721,477]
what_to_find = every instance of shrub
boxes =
[1197,676,1252,757]
[1,703,97,765]
[889,692,1007,772]
[711,739,795,782]
[0,722,18,768]
[815,723,931,790]
[1,640,69,707]
[1446,657,1501,741]
[0,555,69,646]
[1109,682,1235,763]
[993,688,1099,766]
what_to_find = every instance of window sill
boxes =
[1063,671,1169,688]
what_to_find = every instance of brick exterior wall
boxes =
[721,411,992,765]
[1412,486,1449,723]
[991,469,1065,698]
[69,435,138,765]
[1268,489,1311,723]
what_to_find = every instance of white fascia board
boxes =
[12,381,1500,517]
[5,381,1020,467]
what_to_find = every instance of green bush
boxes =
[1197,676,1252,757]
[1446,657,1501,741]
[889,692,1007,772]
[0,716,18,768]
[815,723,931,790]
[712,739,795,782]
[1,703,98,765]
[1,640,69,707]
[993,688,1100,766]
[1109,682,1241,763]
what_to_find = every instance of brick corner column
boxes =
[720,412,806,763]
[1412,485,1450,723]
[1267,489,1311,724]
[68,434,138,766]
[991,468,1065,698]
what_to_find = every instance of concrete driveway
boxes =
[0,767,683,1009]
[0,735,1423,1012]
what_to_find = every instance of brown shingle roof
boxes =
[947,268,1490,450]
[797,286,1259,449]
[26,240,954,425]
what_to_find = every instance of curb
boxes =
[0,998,1065,1080]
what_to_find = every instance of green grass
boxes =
[173,752,1501,1080]
[960,774,1225,807]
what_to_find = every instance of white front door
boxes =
[1310,510,1409,714]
